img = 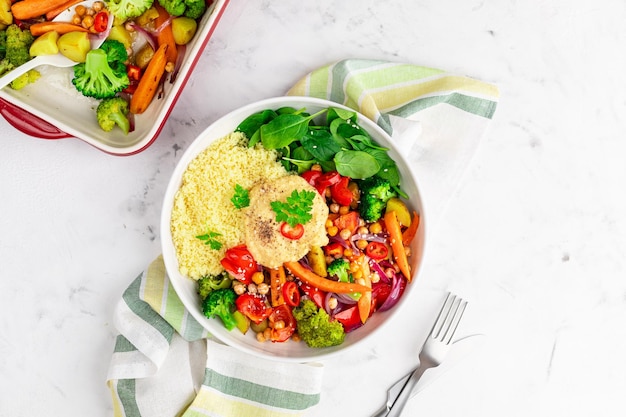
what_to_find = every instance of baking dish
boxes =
[0,0,229,156]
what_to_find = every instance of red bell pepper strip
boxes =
[299,283,327,309]
[334,305,363,333]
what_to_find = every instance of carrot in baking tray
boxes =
[29,21,88,36]
[11,0,66,20]
[154,3,178,65]
[130,43,168,114]
[44,0,83,20]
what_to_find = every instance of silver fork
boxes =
[373,292,468,417]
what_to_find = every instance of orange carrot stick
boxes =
[269,266,286,307]
[11,0,66,20]
[154,3,178,65]
[44,0,82,20]
[29,21,88,36]
[130,43,168,114]
[384,210,412,280]
[356,255,372,324]
[401,211,420,246]
[284,261,371,295]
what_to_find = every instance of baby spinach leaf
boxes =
[301,129,341,161]
[260,109,327,150]
[334,150,381,179]
[237,109,277,140]
[327,107,357,125]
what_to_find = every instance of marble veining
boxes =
[2,0,626,416]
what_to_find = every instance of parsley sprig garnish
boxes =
[196,228,223,250]
[231,184,250,209]
[270,189,315,227]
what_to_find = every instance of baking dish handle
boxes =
[0,98,71,139]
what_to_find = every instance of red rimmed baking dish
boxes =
[0,0,229,156]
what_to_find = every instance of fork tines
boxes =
[431,293,468,345]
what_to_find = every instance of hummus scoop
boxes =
[243,175,329,268]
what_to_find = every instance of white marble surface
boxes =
[2,0,626,415]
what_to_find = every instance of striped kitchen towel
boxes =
[107,59,498,417]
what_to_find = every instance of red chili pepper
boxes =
[280,222,304,240]
[269,304,296,342]
[93,11,109,33]
[299,283,327,309]
[330,176,353,206]
[220,245,258,285]
[236,293,271,324]
[365,241,388,260]
[282,281,300,307]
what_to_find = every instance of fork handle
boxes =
[385,361,434,417]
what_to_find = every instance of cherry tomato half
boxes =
[316,171,341,188]
[282,281,301,307]
[269,304,296,342]
[236,293,270,324]
[365,241,389,260]
[280,222,304,240]
[221,245,258,284]
[93,11,109,33]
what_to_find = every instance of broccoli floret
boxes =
[0,31,6,60]
[358,175,397,222]
[5,24,34,67]
[105,0,154,20]
[327,258,350,283]
[157,0,206,19]
[202,288,238,331]
[96,97,131,134]
[100,39,128,64]
[293,300,345,348]
[10,69,40,90]
[72,48,129,99]
[197,272,233,300]
[0,58,13,76]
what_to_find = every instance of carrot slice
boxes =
[29,22,88,36]
[284,261,371,295]
[269,266,286,307]
[154,3,178,65]
[401,211,420,246]
[383,210,411,280]
[356,255,372,324]
[11,0,66,20]
[130,43,168,114]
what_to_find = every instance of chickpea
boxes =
[291,333,301,342]
[327,226,338,237]
[338,205,350,215]
[233,282,246,295]
[256,332,266,343]
[385,268,395,279]
[370,272,380,284]
[339,228,351,240]
[263,327,272,340]
[404,246,412,257]
[349,261,359,273]
[329,203,340,214]
[311,164,322,172]
[369,222,383,234]
[85,7,95,15]
[247,283,258,294]
[343,248,353,258]
[165,61,175,73]
[81,15,94,29]
[352,269,363,280]
[327,297,338,310]
[357,226,369,235]
[356,239,368,250]
[257,283,269,296]
[72,14,82,25]
[251,271,264,285]
[92,1,104,11]
[273,320,285,330]
[75,5,86,16]
[325,219,334,228]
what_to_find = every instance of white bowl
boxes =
[161,96,427,362]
